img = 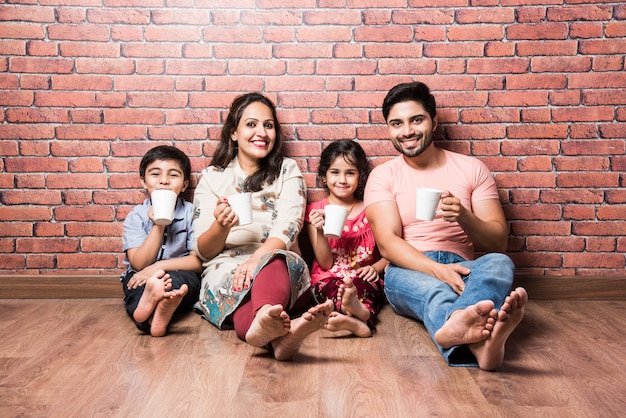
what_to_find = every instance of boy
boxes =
[121,145,202,337]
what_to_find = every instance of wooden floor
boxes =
[1,298,625,418]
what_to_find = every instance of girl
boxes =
[306,140,387,337]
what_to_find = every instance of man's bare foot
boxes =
[133,271,171,323]
[272,299,333,361]
[151,284,188,337]
[325,311,371,338]
[338,278,371,322]
[245,304,291,348]
[470,287,528,371]
[434,300,498,349]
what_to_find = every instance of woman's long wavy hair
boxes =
[211,93,285,192]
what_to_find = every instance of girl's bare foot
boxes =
[245,304,291,348]
[150,284,188,337]
[470,287,528,371]
[325,311,371,338]
[133,272,171,323]
[338,278,371,322]
[272,299,333,361]
[434,300,497,349]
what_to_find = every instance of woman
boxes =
[193,93,333,360]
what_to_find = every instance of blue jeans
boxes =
[384,251,515,366]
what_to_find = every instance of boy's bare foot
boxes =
[470,287,528,371]
[245,304,290,348]
[338,278,371,322]
[325,311,371,338]
[272,299,333,361]
[150,284,188,337]
[133,271,171,323]
[434,300,497,349]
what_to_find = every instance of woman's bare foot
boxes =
[272,299,333,361]
[434,300,498,349]
[150,284,188,337]
[245,304,291,348]
[470,287,528,371]
[133,271,171,323]
[325,311,372,338]
[338,278,371,322]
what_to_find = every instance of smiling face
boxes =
[231,101,276,166]
[322,155,360,202]
[141,159,188,196]
[386,100,437,159]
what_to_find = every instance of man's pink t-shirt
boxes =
[364,149,500,261]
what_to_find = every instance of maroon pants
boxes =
[232,257,312,341]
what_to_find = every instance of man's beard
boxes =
[392,134,433,158]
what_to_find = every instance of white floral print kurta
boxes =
[192,157,310,329]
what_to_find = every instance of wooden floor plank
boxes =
[1,299,625,417]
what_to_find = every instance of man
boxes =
[364,82,527,370]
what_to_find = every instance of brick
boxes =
[122,43,181,58]
[448,25,503,41]
[274,44,333,59]
[2,190,62,205]
[144,26,201,42]
[563,205,595,221]
[592,56,625,72]
[504,204,561,220]
[27,40,59,56]
[521,108,550,123]
[517,40,577,56]
[47,173,108,189]
[561,140,625,156]
[6,108,69,123]
[517,156,552,172]
[304,10,361,25]
[63,190,94,205]
[379,59,436,75]
[0,255,26,270]
[104,109,165,124]
[509,189,539,204]
[531,56,591,73]
[526,236,585,252]
[460,108,520,123]
[57,253,118,269]
[552,106,614,123]
[509,252,563,268]
[505,74,567,89]
[9,57,74,74]
[5,157,68,173]
[241,10,302,26]
[597,205,626,221]
[48,24,110,41]
[547,5,612,22]
[562,253,624,269]
[444,125,506,140]
[582,90,626,106]
[0,90,34,106]
[558,172,618,188]
[506,23,568,40]
[65,222,123,237]
[424,42,484,57]
[81,237,122,252]
[17,238,79,253]
[510,220,571,236]
[507,124,568,139]
[554,156,610,171]
[497,172,555,188]
[456,7,515,23]
[569,22,603,39]
[76,58,135,75]
[16,174,45,188]
[514,8,547,24]
[541,189,604,204]
[579,40,626,55]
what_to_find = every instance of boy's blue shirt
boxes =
[122,197,195,270]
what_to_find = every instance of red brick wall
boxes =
[1,2,625,277]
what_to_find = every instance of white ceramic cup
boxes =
[416,187,443,221]
[151,189,177,226]
[227,192,253,225]
[323,204,349,239]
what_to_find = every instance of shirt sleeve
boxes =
[269,158,307,247]
[363,163,394,208]
[192,168,218,261]
[122,206,149,252]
